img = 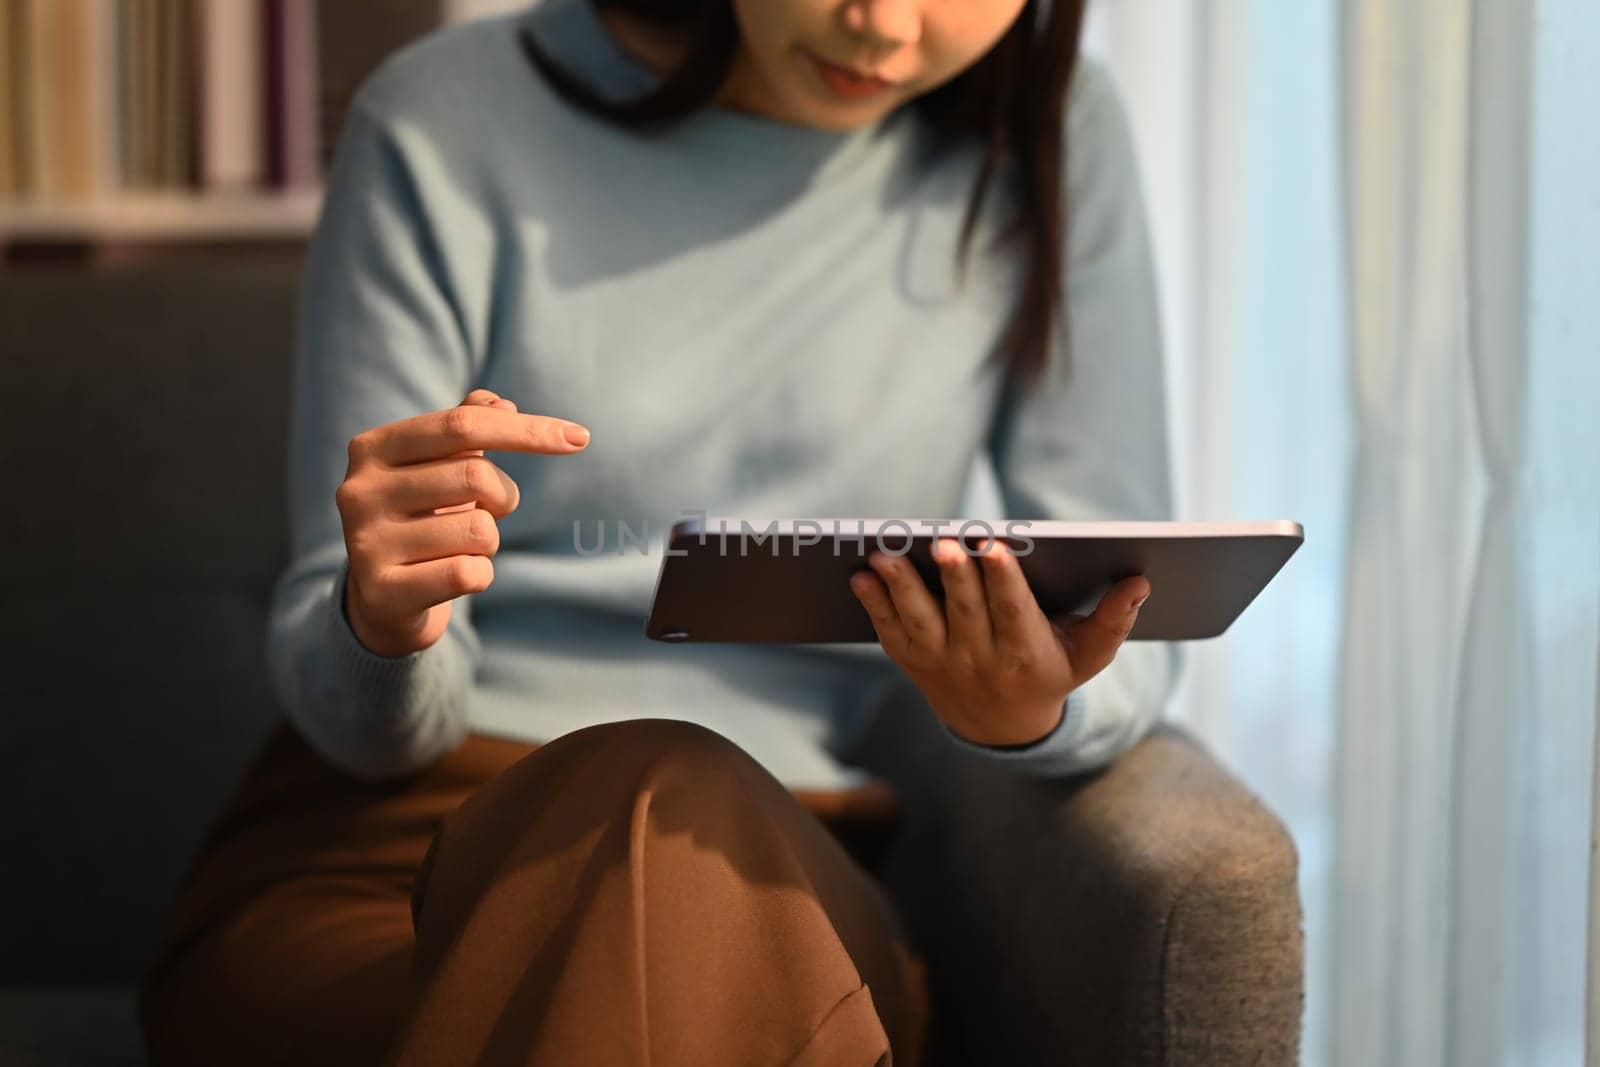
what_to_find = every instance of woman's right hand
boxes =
[335,389,591,657]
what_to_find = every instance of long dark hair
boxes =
[519,0,1090,392]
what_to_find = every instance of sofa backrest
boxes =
[0,260,302,982]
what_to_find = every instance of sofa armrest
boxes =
[850,685,1304,1066]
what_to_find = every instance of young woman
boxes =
[138,0,1177,1063]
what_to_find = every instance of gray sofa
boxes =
[0,260,1304,1065]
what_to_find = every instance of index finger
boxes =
[364,405,590,466]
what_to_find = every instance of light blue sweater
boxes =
[267,0,1182,789]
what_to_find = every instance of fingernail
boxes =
[1132,593,1150,610]
[564,424,590,446]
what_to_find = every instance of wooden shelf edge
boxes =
[0,188,325,243]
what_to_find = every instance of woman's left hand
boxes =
[849,536,1151,748]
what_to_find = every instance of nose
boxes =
[840,0,922,48]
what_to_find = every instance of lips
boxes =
[821,57,893,84]
[807,50,896,100]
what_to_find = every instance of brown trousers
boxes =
[138,718,930,1066]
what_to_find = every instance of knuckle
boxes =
[460,457,494,500]
[992,599,1027,624]
[463,509,500,554]
[533,419,562,449]
[447,555,494,595]
[346,431,371,463]
[440,405,478,444]
[333,478,358,513]
[999,648,1033,676]
[946,593,976,617]
[343,522,378,566]
[944,648,978,678]
[446,556,480,594]
[336,474,377,517]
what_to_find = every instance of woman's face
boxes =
[722,0,1029,129]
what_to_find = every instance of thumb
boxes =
[1055,576,1151,681]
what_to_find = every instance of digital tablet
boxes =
[644,517,1303,644]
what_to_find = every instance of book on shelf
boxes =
[1,0,322,208]
[0,0,18,201]
[12,0,117,200]
[266,0,318,188]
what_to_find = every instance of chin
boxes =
[783,85,900,131]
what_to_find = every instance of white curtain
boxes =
[1088,0,1600,1064]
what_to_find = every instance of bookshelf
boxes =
[0,0,458,259]
[0,1,473,259]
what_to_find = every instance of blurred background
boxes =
[1,1,1597,1065]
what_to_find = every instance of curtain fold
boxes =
[1334,0,1537,1063]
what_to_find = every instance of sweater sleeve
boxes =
[942,57,1185,777]
[264,96,485,781]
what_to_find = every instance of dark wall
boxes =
[0,261,302,981]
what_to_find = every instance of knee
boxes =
[418,719,784,921]
[562,716,741,760]
[547,717,759,790]
[462,718,769,833]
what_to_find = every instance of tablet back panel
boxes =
[644,519,1303,643]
